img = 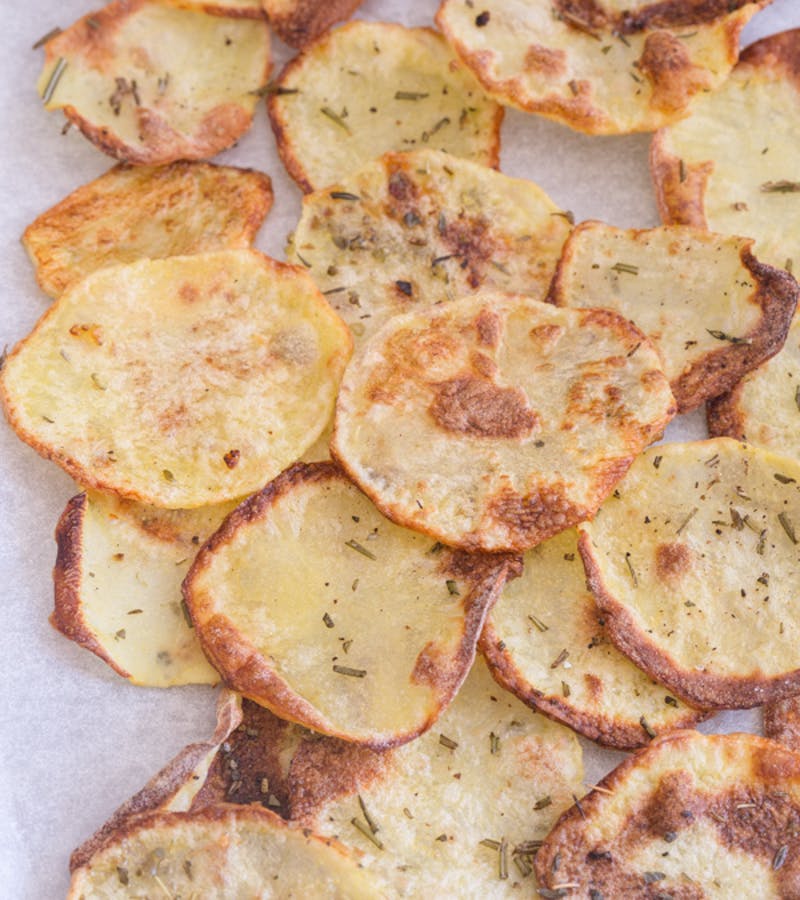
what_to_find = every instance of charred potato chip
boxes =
[482,529,706,750]
[184,462,513,747]
[549,222,798,413]
[708,312,800,462]
[332,292,675,552]
[263,0,364,48]
[23,161,273,299]
[580,438,800,709]
[268,21,503,192]
[52,491,239,687]
[68,804,380,898]
[436,0,763,135]
[652,29,800,271]
[536,730,800,898]
[0,250,351,508]
[290,149,571,344]
[37,0,270,164]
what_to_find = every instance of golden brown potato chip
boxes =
[289,149,571,345]
[37,0,270,164]
[52,490,239,687]
[535,729,800,898]
[184,462,513,747]
[68,804,380,898]
[549,222,798,412]
[482,529,706,750]
[23,161,273,299]
[0,250,351,508]
[263,0,363,47]
[332,292,675,552]
[580,438,800,709]
[652,28,800,271]
[437,0,763,135]
[268,21,503,192]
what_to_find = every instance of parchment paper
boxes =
[1,1,798,896]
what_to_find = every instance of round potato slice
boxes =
[0,250,352,508]
[332,292,676,552]
[268,21,503,192]
[37,0,270,164]
[68,804,380,899]
[183,462,513,747]
[263,0,364,48]
[482,529,706,750]
[579,438,800,709]
[549,222,798,413]
[436,0,762,135]
[535,730,800,899]
[652,29,800,271]
[289,148,571,345]
[23,161,273,299]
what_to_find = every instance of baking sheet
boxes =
[1,1,798,896]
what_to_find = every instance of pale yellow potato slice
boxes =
[482,529,706,750]
[289,149,571,345]
[437,0,763,135]
[652,29,800,271]
[535,730,800,898]
[68,804,381,899]
[263,0,363,47]
[550,222,798,412]
[332,292,675,552]
[288,656,584,897]
[268,21,503,192]
[23,161,273,299]
[184,462,513,747]
[0,250,352,508]
[580,438,800,709]
[37,0,270,164]
[52,490,239,687]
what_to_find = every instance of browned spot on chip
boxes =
[639,768,703,837]
[487,486,586,546]
[620,0,753,32]
[429,375,537,439]
[584,672,603,701]
[639,31,710,114]
[655,541,693,581]
[650,136,713,229]
[529,323,564,351]
[387,168,419,204]
[553,0,608,31]
[524,43,567,76]
[474,308,501,348]
[180,283,200,303]
[440,216,496,289]
[223,449,240,469]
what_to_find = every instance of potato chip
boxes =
[37,0,270,164]
[263,0,363,48]
[184,462,513,746]
[535,730,800,899]
[708,312,800,461]
[290,148,571,344]
[332,292,675,552]
[652,29,800,271]
[268,21,503,192]
[482,529,706,750]
[580,438,800,709]
[68,804,380,898]
[52,490,239,687]
[0,250,351,508]
[549,222,798,412]
[23,161,273,299]
[286,656,584,897]
[436,0,763,135]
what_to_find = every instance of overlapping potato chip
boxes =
[549,222,798,412]
[289,149,572,344]
[580,438,800,709]
[23,162,273,299]
[535,730,800,898]
[263,0,363,47]
[652,29,800,271]
[52,490,240,686]
[481,529,706,750]
[436,0,763,135]
[184,462,513,746]
[268,21,503,192]
[332,292,675,552]
[37,0,270,164]
[708,312,800,462]
[68,804,380,898]
[0,250,351,508]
